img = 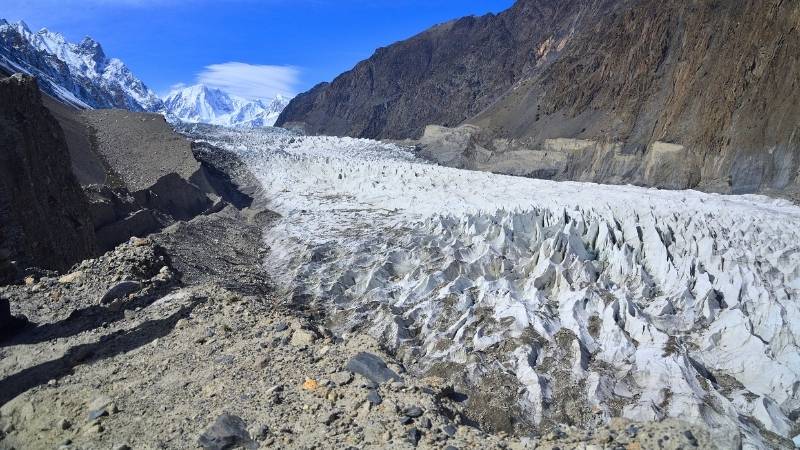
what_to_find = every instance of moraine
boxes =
[182,125,800,450]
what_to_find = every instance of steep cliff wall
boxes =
[0,74,97,281]
[278,0,800,196]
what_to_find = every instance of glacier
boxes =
[184,125,800,449]
[163,84,289,128]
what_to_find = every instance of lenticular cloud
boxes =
[197,62,299,101]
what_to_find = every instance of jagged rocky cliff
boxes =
[0,74,97,280]
[276,0,800,196]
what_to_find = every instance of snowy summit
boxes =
[163,84,290,128]
[0,19,162,111]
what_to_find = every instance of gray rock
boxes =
[251,424,270,441]
[321,410,340,426]
[88,409,109,420]
[407,428,421,446]
[215,355,235,365]
[345,352,401,385]
[290,328,316,346]
[683,430,699,447]
[366,390,382,405]
[402,406,423,418]
[442,424,456,437]
[198,414,257,450]
[99,280,142,305]
[330,371,353,386]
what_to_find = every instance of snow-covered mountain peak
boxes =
[0,19,162,111]
[163,83,290,128]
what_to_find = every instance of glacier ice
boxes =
[187,126,800,449]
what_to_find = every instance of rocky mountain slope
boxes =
[0,74,96,281]
[276,0,800,196]
[0,20,162,111]
[163,84,289,128]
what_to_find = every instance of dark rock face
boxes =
[277,0,800,196]
[0,296,27,339]
[0,74,97,281]
[277,0,581,140]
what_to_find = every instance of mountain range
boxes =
[0,20,289,127]
[163,84,289,128]
[277,0,800,198]
[0,19,162,111]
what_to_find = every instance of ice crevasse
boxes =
[188,127,800,449]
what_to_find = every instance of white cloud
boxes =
[197,62,300,100]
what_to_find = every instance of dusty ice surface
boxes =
[187,126,800,449]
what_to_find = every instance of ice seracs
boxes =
[0,19,162,111]
[184,126,800,450]
[163,84,289,128]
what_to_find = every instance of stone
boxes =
[366,390,382,405]
[99,281,142,305]
[198,414,257,450]
[345,352,401,385]
[88,409,108,420]
[321,410,340,426]
[87,396,114,419]
[58,271,84,284]
[442,425,456,437]
[131,237,150,247]
[407,428,422,446]
[302,379,319,391]
[273,322,289,332]
[402,406,423,418]
[330,371,353,386]
[57,419,71,430]
[250,424,270,441]
[683,430,698,447]
[83,423,104,435]
[290,329,317,346]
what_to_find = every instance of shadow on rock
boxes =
[1,288,178,347]
[0,296,203,408]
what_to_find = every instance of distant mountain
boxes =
[163,84,289,128]
[0,19,162,111]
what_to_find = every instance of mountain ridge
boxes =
[163,84,289,128]
[0,19,162,111]
[276,0,800,197]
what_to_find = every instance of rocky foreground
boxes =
[0,208,712,450]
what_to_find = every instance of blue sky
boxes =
[2,0,514,99]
